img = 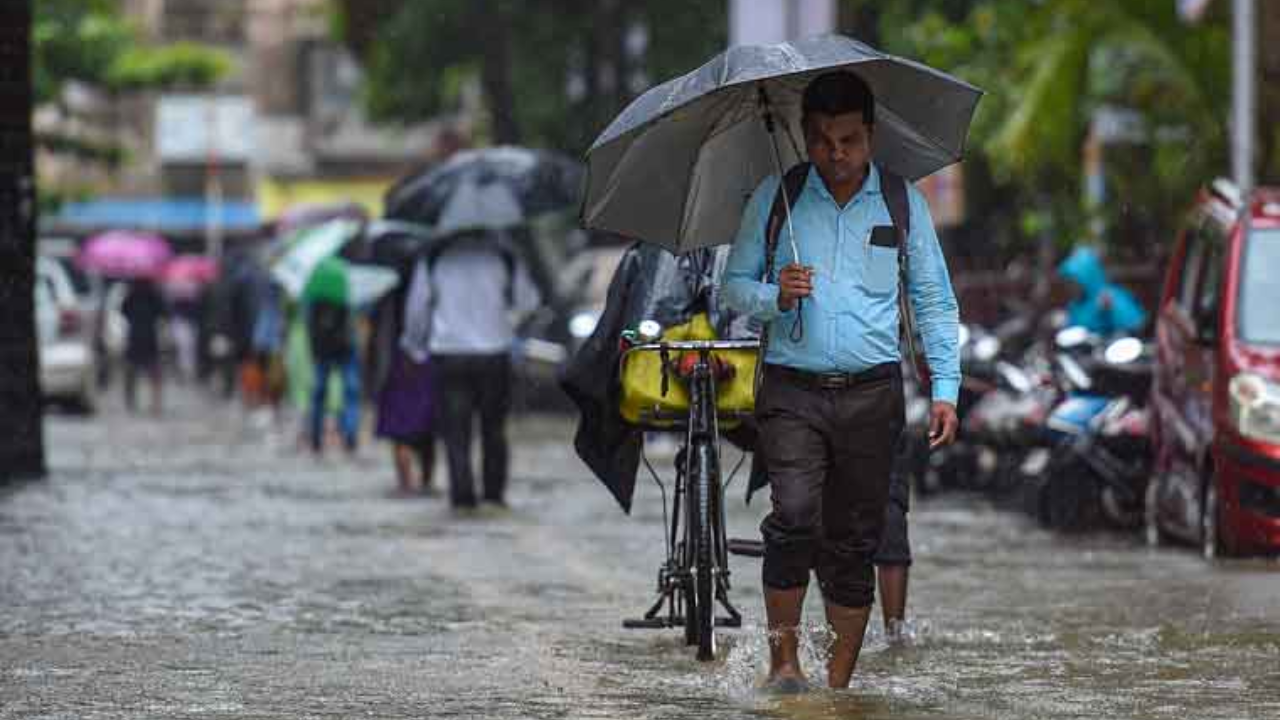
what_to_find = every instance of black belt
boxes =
[766,362,898,390]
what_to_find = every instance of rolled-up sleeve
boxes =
[723,175,783,322]
[905,186,961,405]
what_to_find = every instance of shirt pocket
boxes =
[861,225,899,296]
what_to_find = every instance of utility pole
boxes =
[0,0,46,481]
[205,95,224,259]
[1233,0,1256,195]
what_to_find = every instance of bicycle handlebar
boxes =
[622,339,761,358]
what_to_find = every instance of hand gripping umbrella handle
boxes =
[758,85,804,342]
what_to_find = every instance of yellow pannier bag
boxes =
[619,312,758,428]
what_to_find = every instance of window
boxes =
[1194,223,1227,333]
[1176,220,1209,313]
[1239,228,1280,345]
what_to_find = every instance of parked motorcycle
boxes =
[1030,330,1154,531]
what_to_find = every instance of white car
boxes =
[36,256,97,413]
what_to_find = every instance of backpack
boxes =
[760,162,927,389]
[308,300,352,361]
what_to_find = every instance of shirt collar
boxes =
[804,161,881,203]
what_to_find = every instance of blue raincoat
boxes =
[1057,247,1147,336]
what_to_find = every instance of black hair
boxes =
[801,71,875,125]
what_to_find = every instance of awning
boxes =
[52,198,261,234]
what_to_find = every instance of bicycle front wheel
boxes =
[688,437,718,661]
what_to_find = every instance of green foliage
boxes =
[877,0,1232,258]
[351,0,726,153]
[34,0,231,104]
[107,42,235,92]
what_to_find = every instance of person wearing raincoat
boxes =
[1056,246,1147,337]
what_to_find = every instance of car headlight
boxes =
[568,311,600,339]
[1229,373,1280,445]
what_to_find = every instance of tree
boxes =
[865,0,1232,264]
[34,0,231,177]
[334,0,726,153]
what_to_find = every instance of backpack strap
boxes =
[880,169,929,393]
[754,163,810,394]
[764,163,810,282]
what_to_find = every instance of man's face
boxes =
[804,111,873,187]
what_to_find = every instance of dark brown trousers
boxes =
[756,363,905,608]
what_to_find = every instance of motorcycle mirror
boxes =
[1055,325,1090,349]
[974,336,1001,363]
[1104,336,1144,365]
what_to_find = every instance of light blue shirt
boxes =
[723,163,961,404]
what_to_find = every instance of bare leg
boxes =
[392,443,418,494]
[764,586,808,690]
[825,602,872,689]
[877,565,909,639]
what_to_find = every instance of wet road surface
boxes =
[3,387,1280,719]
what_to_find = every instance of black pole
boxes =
[0,0,46,482]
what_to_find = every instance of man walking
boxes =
[724,70,960,690]
[402,231,541,511]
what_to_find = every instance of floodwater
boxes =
[3,388,1279,719]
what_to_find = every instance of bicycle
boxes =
[618,335,760,661]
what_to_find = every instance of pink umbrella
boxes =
[160,254,220,299]
[77,230,173,279]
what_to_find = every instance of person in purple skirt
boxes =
[373,277,437,497]
[375,348,437,497]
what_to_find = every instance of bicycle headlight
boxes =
[569,311,599,339]
[1229,373,1280,445]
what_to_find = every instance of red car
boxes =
[1149,179,1280,558]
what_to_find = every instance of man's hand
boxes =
[776,263,813,311]
[928,401,959,449]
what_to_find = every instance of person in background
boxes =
[169,292,202,384]
[306,296,361,456]
[401,231,541,511]
[873,440,914,642]
[120,277,167,415]
[1057,246,1147,337]
[373,273,437,497]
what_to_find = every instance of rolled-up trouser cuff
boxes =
[872,497,912,567]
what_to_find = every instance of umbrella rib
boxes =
[674,85,753,252]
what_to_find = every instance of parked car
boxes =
[35,255,97,413]
[1148,179,1280,558]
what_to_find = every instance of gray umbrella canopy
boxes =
[582,34,983,254]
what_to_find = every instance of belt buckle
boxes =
[817,373,848,390]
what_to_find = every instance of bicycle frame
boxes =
[621,339,757,659]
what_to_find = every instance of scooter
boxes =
[1032,330,1154,531]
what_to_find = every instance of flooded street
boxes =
[3,389,1279,720]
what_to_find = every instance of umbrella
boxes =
[160,254,219,299]
[301,256,399,307]
[361,219,436,268]
[384,146,583,237]
[269,218,363,299]
[581,34,983,254]
[76,230,173,279]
